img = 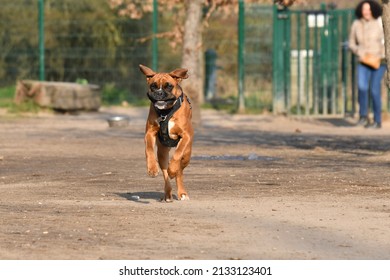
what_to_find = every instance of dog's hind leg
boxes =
[172,139,191,201]
[157,143,173,202]
[177,142,191,200]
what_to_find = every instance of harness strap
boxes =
[154,93,187,147]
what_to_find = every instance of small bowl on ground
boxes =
[107,116,129,128]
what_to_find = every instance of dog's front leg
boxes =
[145,126,159,177]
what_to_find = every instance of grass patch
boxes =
[0,85,41,114]
[0,86,15,108]
[7,100,41,114]
[203,96,236,112]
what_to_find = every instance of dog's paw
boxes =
[147,169,159,177]
[161,194,174,203]
[179,193,190,201]
[147,164,159,177]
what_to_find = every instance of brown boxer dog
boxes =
[139,64,194,202]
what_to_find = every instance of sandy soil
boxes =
[0,107,389,260]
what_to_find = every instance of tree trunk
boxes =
[382,0,390,86]
[181,0,203,128]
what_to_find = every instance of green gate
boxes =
[272,4,355,116]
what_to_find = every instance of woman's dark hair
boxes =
[355,1,382,19]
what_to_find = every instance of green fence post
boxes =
[38,0,45,81]
[330,11,339,115]
[305,13,310,115]
[237,0,245,113]
[318,3,327,115]
[284,10,291,114]
[272,5,290,114]
[152,0,158,71]
[341,12,348,116]
[313,13,319,115]
[296,12,302,115]
[272,4,279,114]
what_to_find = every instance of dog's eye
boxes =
[150,83,158,91]
[164,83,174,91]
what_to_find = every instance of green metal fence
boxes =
[272,4,356,116]
[1,0,157,101]
[3,1,385,116]
[1,0,272,109]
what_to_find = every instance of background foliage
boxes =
[1,0,356,109]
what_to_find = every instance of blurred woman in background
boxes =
[349,0,385,129]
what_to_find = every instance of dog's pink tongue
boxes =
[155,101,168,109]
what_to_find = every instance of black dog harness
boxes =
[153,93,191,147]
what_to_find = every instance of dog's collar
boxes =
[154,93,184,124]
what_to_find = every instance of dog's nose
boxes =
[154,89,165,100]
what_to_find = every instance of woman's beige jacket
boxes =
[349,17,385,59]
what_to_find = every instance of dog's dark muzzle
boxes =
[148,90,176,103]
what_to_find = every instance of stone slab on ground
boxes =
[14,80,101,111]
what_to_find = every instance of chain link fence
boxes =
[1,0,275,110]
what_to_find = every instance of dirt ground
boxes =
[0,106,390,260]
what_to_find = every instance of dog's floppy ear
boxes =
[169,68,189,80]
[139,64,156,78]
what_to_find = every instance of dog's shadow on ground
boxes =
[115,192,177,204]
